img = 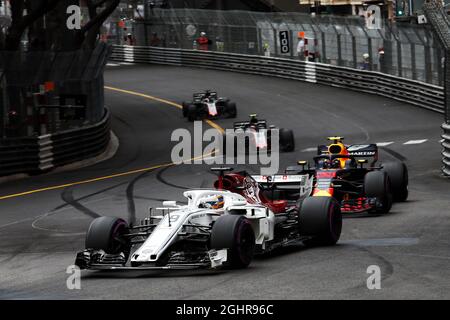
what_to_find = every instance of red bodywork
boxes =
[313,170,371,213]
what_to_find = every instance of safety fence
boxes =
[111,45,445,113]
[0,108,110,177]
[123,8,445,86]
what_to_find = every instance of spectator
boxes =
[263,42,270,57]
[362,53,370,70]
[150,32,161,47]
[378,48,386,73]
[216,36,224,52]
[196,32,211,51]
[125,33,134,46]
[308,39,320,62]
[296,36,305,61]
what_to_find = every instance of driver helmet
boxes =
[249,114,258,124]
[200,195,224,209]
[200,32,206,37]
[331,158,341,169]
[320,158,331,169]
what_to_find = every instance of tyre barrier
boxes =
[111,45,449,176]
[0,108,111,177]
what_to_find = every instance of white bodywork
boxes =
[252,174,314,199]
[206,102,218,116]
[130,189,276,268]
[234,127,268,149]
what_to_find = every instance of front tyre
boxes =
[225,102,237,118]
[187,105,197,122]
[279,128,295,152]
[299,197,342,246]
[85,216,129,254]
[210,215,255,268]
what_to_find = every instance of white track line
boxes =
[376,142,394,147]
[403,139,428,145]
[301,147,317,152]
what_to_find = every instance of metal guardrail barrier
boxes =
[0,108,111,177]
[111,45,445,113]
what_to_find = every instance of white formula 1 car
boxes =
[75,170,342,270]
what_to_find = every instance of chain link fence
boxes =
[114,8,446,86]
[0,44,110,138]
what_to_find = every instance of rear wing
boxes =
[234,120,267,129]
[193,92,217,101]
[317,144,378,157]
[252,174,313,198]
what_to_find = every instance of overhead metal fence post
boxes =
[423,1,450,176]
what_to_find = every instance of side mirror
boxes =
[162,201,177,207]
[297,160,308,169]
[357,159,368,168]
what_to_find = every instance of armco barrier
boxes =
[0,108,110,177]
[111,45,449,175]
[111,46,445,113]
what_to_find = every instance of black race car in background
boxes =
[224,114,295,154]
[182,90,237,121]
[279,137,408,214]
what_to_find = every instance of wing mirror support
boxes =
[357,159,368,168]
[297,160,309,170]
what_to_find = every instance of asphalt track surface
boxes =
[0,64,449,299]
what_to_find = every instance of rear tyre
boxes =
[364,171,392,214]
[187,105,197,122]
[182,102,189,117]
[279,128,295,152]
[210,215,255,268]
[85,216,129,254]
[299,197,342,246]
[382,162,408,202]
[225,102,237,118]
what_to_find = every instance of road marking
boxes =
[106,63,120,67]
[104,86,225,134]
[301,147,317,152]
[340,237,419,247]
[376,142,394,147]
[403,139,428,145]
[0,87,225,201]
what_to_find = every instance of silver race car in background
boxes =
[224,114,295,154]
[182,90,237,121]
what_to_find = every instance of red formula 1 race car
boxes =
[285,137,409,214]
